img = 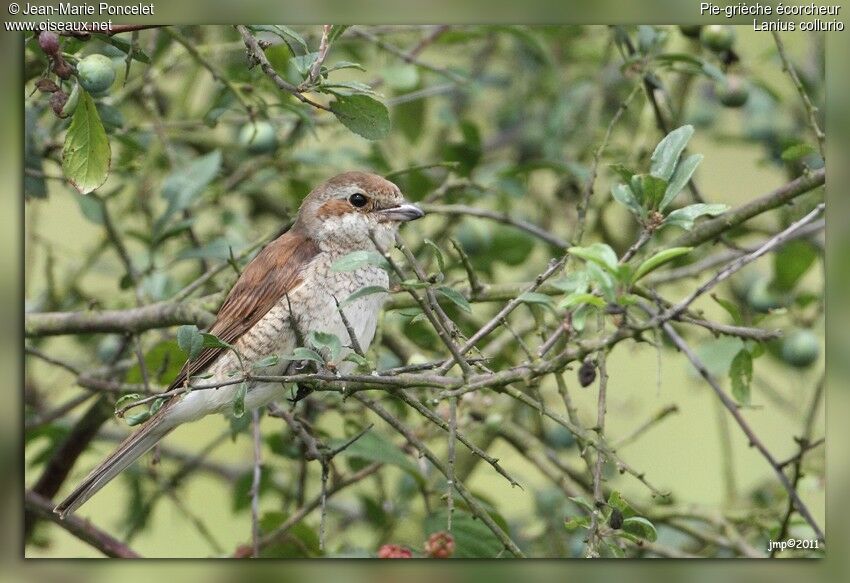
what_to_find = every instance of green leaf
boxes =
[564,515,591,531]
[330,94,391,140]
[330,250,389,272]
[609,163,637,184]
[568,243,619,274]
[201,332,234,350]
[712,294,743,325]
[327,25,350,43]
[663,203,728,230]
[330,430,423,483]
[232,382,248,418]
[75,192,104,225]
[436,286,472,313]
[125,411,150,426]
[253,355,280,369]
[640,174,668,210]
[62,89,111,194]
[568,496,595,514]
[176,325,203,361]
[729,349,753,405]
[660,154,703,211]
[285,346,324,364]
[781,143,816,162]
[650,125,694,182]
[772,240,817,292]
[585,263,617,303]
[423,239,445,273]
[308,331,343,362]
[114,393,142,412]
[424,510,503,558]
[631,247,693,283]
[622,516,658,542]
[92,33,151,63]
[558,292,606,310]
[341,285,389,307]
[518,292,554,306]
[607,491,637,518]
[611,183,642,217]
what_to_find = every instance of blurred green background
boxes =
[21,23,825,558]
[3,2,847,579]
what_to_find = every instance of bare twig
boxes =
[772,32,825,157]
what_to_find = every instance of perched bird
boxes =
[54,171,424,517]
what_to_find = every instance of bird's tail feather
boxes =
[53,412,174,518]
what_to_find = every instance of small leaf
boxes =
[343,352,369,368]
[327,25,350,43]
[341,285,389,307]
[568,243,619,274]
[609,163,637,184]
[126,411,151,426]
[640,174,668,211]
[781,143,816,162]
[607,491,637,518]
[285,347,324,364]
[568,496,595,514]
[436,286,472,313]
[308,331,343,362]
[663,203,728,230]
[329,94,391,140]
[148,397,166,416]
[423,239,445,273]
[201,332,234,350]
[253,355,280,369]
[650,124,694,182]
[712,294,742,325]
[518,292,554,306]
[558,292,606,310]
[585,262,617,303]
[114,393,142,412]
[176,325,203,360]
[772,240,817,292]
[232,382,248,418]
[622,516,658,542]
[62,89,111,194]
[611,183,642,217]
[564,516,591,531]
[331,250,389,272]
[75,193,105,225]
[660,154,703,211]
[631,247,693,283]
[330,430,423,483]
[729,349,753,405]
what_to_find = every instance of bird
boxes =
[54,171,424,517]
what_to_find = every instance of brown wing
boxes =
[168,228,319,390]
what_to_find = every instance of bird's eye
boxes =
[349,192,368,208]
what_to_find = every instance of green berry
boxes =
[746,278,783,313]
[679,25,702,39]
[718,74,750,108]
[77,54,116,95]
[781,329,820,368]
[701,25,735,53]
[238,121,278,154]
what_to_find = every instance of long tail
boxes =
[53,412,174,518]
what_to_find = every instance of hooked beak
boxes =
[378,202,425,222]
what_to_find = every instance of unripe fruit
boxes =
[38,32,60,56]
[717,74,750,108]
[238,121,278,154]
[701,25,735,53]
[781,329,820,368]
[679,25,702,39]
[746,278,783,313]
[77,54,116,94]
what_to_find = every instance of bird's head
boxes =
[294,171,424,250]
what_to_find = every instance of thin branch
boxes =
[772,31,825,157]
[25,490,142,558]
[661,322,824,542]
[235,25,331,111]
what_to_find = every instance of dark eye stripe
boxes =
[349,192,368,208]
